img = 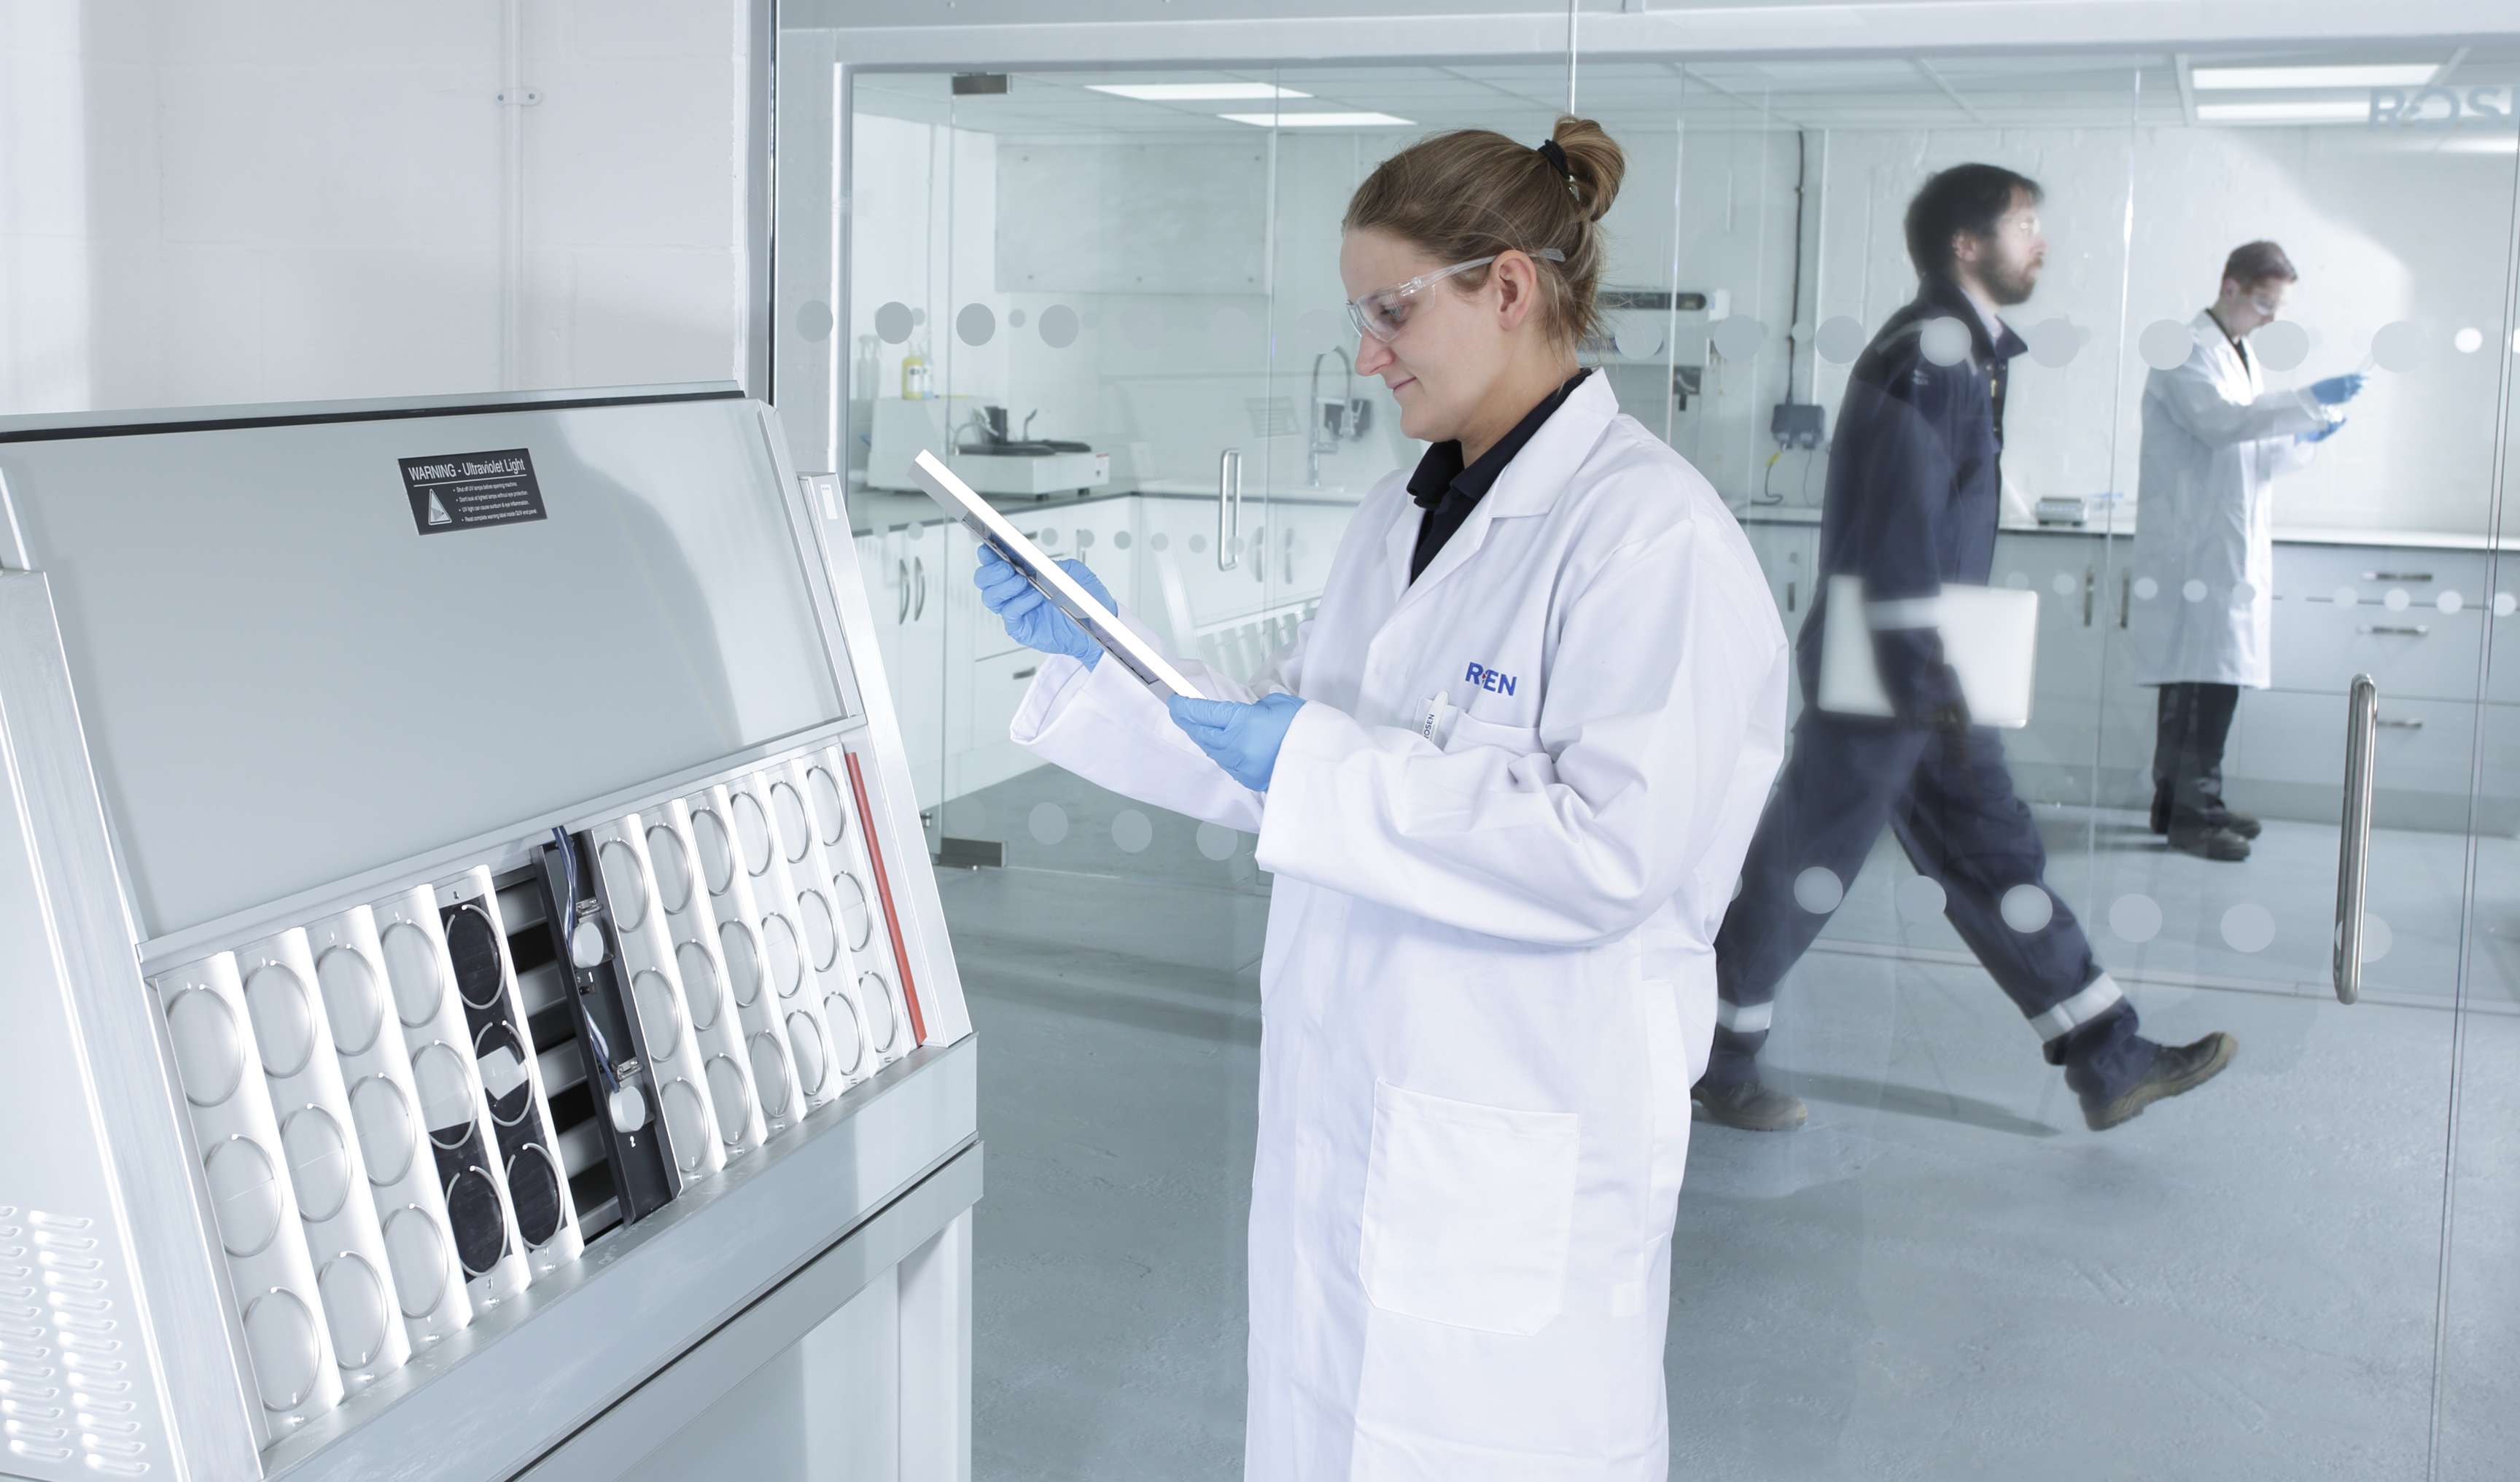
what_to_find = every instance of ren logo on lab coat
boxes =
[1464,662,1520,697]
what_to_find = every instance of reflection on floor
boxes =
[944,771,2517,1481]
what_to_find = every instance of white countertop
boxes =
[1728,502,2517,553]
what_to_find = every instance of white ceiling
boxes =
[853,43,2513,134]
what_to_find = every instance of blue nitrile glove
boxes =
[2301,416,2347,445]
[1167,693,1304,792]
[973,545,1112,668]
[2309,373,2365,406]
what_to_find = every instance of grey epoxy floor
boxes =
[941,768,2518,1481]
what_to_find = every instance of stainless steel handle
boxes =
[1285,526,1296,587]
[2360,624,2430,637]
[913,556,927,620]
[1786,579,1796,613]
[1217,449,1242,571]
[2363,570,2433,582]
[2333,674,2378,1005]
[1012,666,1037,681]
[897,559,909,623]
[2082,566,2096,627]
[1233,451,1246,561]
[1253,523,1268,585]
[2376,716,2425,730]
[2118,569,2131,629]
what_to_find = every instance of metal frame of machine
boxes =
[0,385,977,1482]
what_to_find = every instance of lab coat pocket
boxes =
[1358,1079,1579,1337]
[1440,713,1544,757]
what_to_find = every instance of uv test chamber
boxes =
[0,386,978,1481]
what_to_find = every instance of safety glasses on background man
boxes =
[1346,247,1566,343]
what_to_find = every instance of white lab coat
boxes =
[1011,373,1787,1479]
[2128,310,2332,687]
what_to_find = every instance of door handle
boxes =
[897,559,909,623]
[1217,448,1242,572]
[2333,674,2378,1005]
[2082,566,2096,627]
[2118,569,2131,629]
[913,556,927,620]
[2359,624,2430,637]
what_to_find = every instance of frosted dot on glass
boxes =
[909,307,925,327]
[1112,809,1154,855]
[2026,316,2080,367]
[1918,316,1970,367]
[2004,572,2030,589]
[2438,591,2464,615]
[2139,319,2194,370]
[796,300,833,343]
[2252,319,2308,373]
[1189,534,1207,554]
[1815,316,1867,364]
[2362,912,2393,964]
[2220,902,2276,954]
[1614,319,1664,360]
[2455,327,2484,354]
[1792,866,1844,915]
[2371,320,2426,373]
[2333,585,2359,608]
[2385,589,2411,612]
[1999,884,2054,934]
[1894,874,1946,922]
[2050,572,2077,597]
[2183,579,2208,603]
[2133,577,2158,601]
[2109,893,2163,945]
[2234,580,2256,604]
[1008,308,1027,328]
[2497,593,2517,617]
[955,303,995,347]
[1039,304,1081,349]
[1027,802,1069,846]
[1712,315,1766,362]
[1149,533,1169,553]
[874,302,913,345]
[1114,531,1133,550]
[1195,823,1239,862]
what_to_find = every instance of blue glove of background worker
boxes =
[2309,372,2365,405]
[2301,416,2347,445]
[973,545,1112,669]
[1167,693,1304,792]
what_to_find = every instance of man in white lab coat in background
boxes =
[2129,241,2362,862]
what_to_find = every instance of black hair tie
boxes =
[1536,137,1578,196]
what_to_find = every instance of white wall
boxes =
[0,0,750,417]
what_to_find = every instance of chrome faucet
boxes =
[1308,347,1356,488]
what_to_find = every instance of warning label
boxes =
[397,448,548,536]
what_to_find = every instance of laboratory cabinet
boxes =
[0,389,979,1482]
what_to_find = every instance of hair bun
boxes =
[1552,115,1626,223]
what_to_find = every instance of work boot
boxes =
[2082,1032,2238,1131]
[2149,792,2171,835]
[2168,824,2251,862]
[1692,1077,1808,1131]
[2212,809,2263,839]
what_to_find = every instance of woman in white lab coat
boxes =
[2129,241,2360,859]
[974,117,1786,1479]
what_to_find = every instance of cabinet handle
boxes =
[1786,580,1796,613]
[2118,570,2130,629]
[2333,675,2377,1006]
[897,559,909,623]
[2375,716,2425,730]
[1253,523,1267,585]
[2362,571,2433,582]
[1012,666,1037,681]
[913,557,927,620]
[2082,566,2096,628]
[1285,526,1296,587]
[2359,624,2430,637]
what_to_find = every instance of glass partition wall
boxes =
[814,37,2518,1481]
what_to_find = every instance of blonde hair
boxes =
[1342,114,1626,349]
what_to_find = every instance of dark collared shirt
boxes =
[1404,368,1592,584]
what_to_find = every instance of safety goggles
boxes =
[1344,248,1566,343]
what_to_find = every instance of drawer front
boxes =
[2230,690,2475,793]
[2274,544,2489,607]
[2270,596,2487,702]
[960,647,1047,754]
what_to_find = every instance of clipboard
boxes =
[907,449,1207,700]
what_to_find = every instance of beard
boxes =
[1983,254,2042,308]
